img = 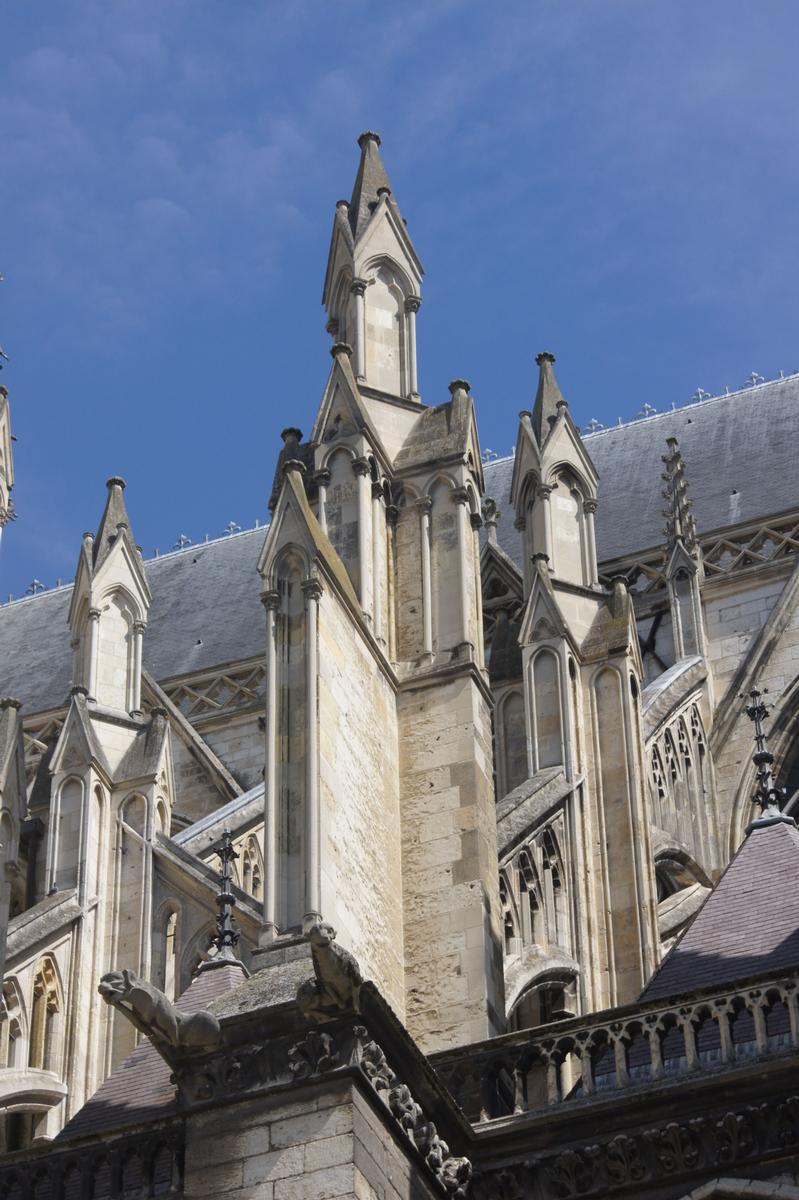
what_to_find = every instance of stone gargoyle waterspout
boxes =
[98,968,222,1066]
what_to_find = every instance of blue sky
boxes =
[2,1,798,599]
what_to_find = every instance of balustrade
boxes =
[433,973,799,1123]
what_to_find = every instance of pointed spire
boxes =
[531,351,567,444]
[349,131,395,239]
[742,687,794,830]
[661,437,699,561]
[93,476,136,568]
[202,829,241,968]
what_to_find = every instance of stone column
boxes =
[372,481,383,642]
[353,457,372,620]
[418,497,433,657]
[470,510,485,667]
[583,499,599,586]
[386,503,399,661]
[452,488,472,651]
[351,278,368,381]
[537,484,555,565]
[261,589,280,943]
[302,578,323,929]
[404,296,421,400]
[86,608,101,700]
[514,515,529,595]
[130,621,146,716]
[313,469,330,535]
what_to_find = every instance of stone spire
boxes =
[348,131,396,239]
[203,829,241,968]
[531,351,567,445]
[93,476,139,568]
[661,437,699,561]
[742,687,793,830]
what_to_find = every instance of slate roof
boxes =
[1,376,797,719]
[483,372,799,570]
[0,529,265,715]
[57,961,246,1142]
[642,817,799,1000]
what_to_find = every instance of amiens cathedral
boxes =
[0,133,798,1200]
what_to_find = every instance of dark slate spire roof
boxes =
[642,818,799,1000]
[349,131,394,239]
[531,351,567,445]
[93,476,137,568]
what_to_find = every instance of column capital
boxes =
[132,620,147,635]
[470,511,483,531]
[404,295,421,314]
[88,607,101,621]
[514,515,526,532]
[352,457,371,478]
[537,483,556,500]
[350,277,368,297]
[261,589,280,612]
[371,480,384,501]
[385,503,399,528]
[301,578,324,603]
[583,498,599,515]
[452,487,471,506]
[417,496,433,516]
[312,468,331,487]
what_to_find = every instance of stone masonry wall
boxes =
[318,590,404,1019]
[399,670,505,1051]
[182,1079,439,1200]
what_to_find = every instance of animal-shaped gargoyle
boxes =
[296,922,363,1021]
[98,969,222,1066]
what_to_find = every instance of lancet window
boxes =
[500,823,571,960]
[0,980,26,1069]
[28,958,61,1074]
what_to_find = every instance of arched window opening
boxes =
[242,836,264,902]
[0,980,26,1069]
[28,959,61,1073]
[500,691,528,797]
[551,474,586,585]
[541,829,568,950]
[509,975,577,1032]
[499,873,517,956]
[97,591,136,711]
[365,263,407,396]
[518,852,542,945]
[530,649,563,771]
[674,571,698,656]
[164,911,178,1002]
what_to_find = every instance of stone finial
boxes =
[357,130,382,149]
[482,497,499,545]
[741,688,793,830]
[330,342,353,360]
[448,378,471,397]
[280,427,303,445]
[376,185,391,199]
[661,436,699,561]
[106,476,126,491]
[535,351,556,367]
[205,829,240,965]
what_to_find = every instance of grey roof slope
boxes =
[57,961,246,1141]
[2,376,797,719]
[483,373,799,570]
[642,817,799,1000]
[0,529,265,716]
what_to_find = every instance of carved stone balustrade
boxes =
[431,970,799,1124]
[0,1125,184,1200]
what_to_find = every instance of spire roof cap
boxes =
[357,130,382,148]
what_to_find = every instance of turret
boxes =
[511,353,600,595]
[67,477,151,715]
[322,133,423,402]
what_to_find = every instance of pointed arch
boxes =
[1,978,27,1070]
[28,956,63,1074]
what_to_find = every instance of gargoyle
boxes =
[296,922,363,1021]
[98,969,221,1065]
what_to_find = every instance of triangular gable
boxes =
[481,539,523,599]
[540,407,600,489]
[510,414,543,511]
[355,193,424,281]
[50,695,111,780]
[257,466,360,611]
[518,568,574,649]
[310,355,390,469]
[91,531,152,614]
[664,539,700,579]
